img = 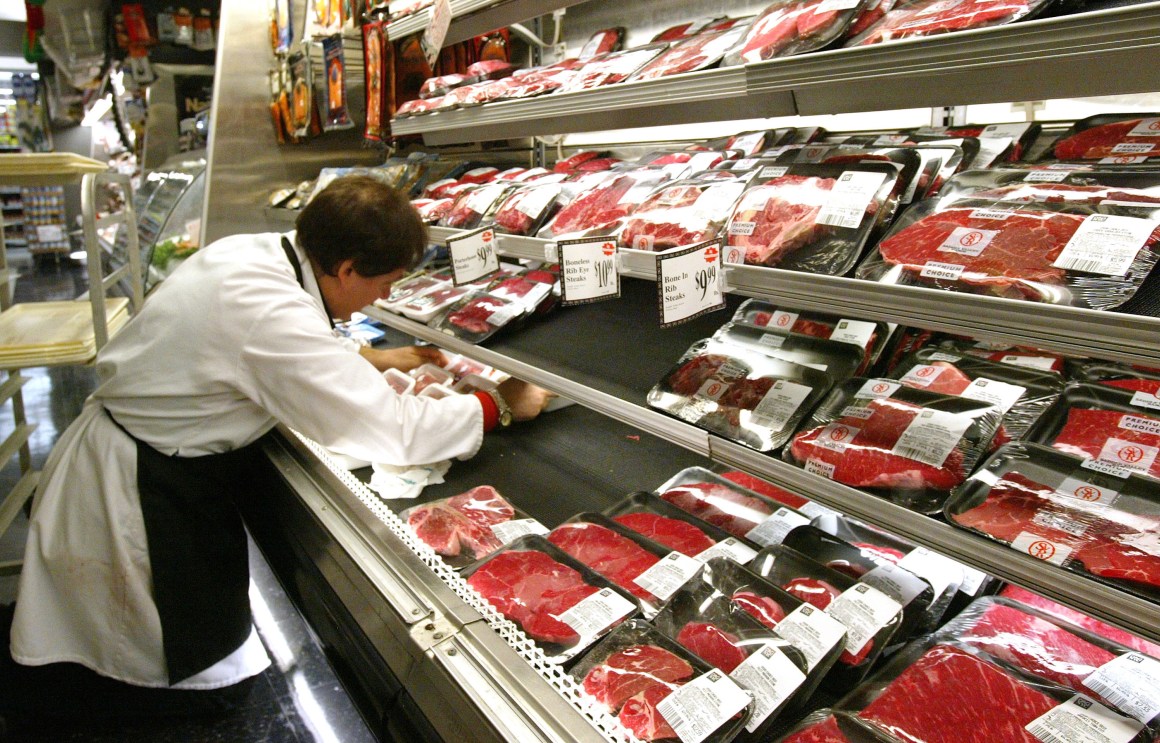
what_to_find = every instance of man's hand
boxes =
[496,378,557,422]
[360,345,446,373]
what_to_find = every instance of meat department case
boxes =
[205,1,1160,742]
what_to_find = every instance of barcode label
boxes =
[830,319,876,347]
[961,377,1026,414]
[816,171,888,229]
[1053,214,1159,277]
[750,380,814,431]
[557,588,636,645]
[1083,653,1160,724]
[633,551,704,601]
[731,644,808,733]
[827,583,902,657]
[514,185,558,218]
[657,671,753,743]
[746,507,810,548]
[1026,695,1143,743]
[694,537,758,565]
[892,408,972,468]
[774,604,846,671]
[491,518,549,544]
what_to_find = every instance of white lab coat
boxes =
[11,231,484,688]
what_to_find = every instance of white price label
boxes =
[490,518,549,545]
[751,380,813,431]
[969,208,1015,220]
[1097,437,1158,473]
[692,182,745,220]
[465,184,503,213]
[830,319,876,347]
[900,364,945,388]
[814,0,860,10]
[484,300,524,327]
[858,379,901,399]
[1130,390,1160,411]
[937,226,999,257]
[1081,457,1136,480]
[1128,118,1160,137]
[892,408,973,468]
[732,644,808,733]
[961,377,1027,414]
[760,166,790,179]
[1025,170,1072,183]
[1111,143,1158,154]
[920,261,966,281]
[657,671,753,743]
[1119,414,1160,436]
[1099,156,1151,165]
[999,355,1058,371]
[804,459,836,479]
[745,507,811,548]
[1054,214,1160,277]
[559,237,620,305]
[816,171,888,229]
[447,227,500,285]
[774,604,847,671]
[657,240,726,327]
[1055,476,1120,506]
[695,538,758,565]
[757,333,787,349]
[827,583,902,658]
[633,551,704,601]
[420,0,452,67]
[35,224,64,242]
[1012,531,1075,566]
[798,501,840,519]
[957,563,990,596]
[928,352,963,362]
[514,185,559,218]
[861,563,929,605]
[982,122,1032,139]
[557,588,636,645]
[1084,653,1160,724]
[1026,695,1144,743]
[897,547,964,606]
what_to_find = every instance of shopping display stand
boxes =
[0,154,143,576]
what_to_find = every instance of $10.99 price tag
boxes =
[656,239,726,328]
[557,237,620,306]
[447,226,499,286]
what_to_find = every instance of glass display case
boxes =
[120,152,206,292]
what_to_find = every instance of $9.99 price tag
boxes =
[656,238,726,328]
[557,237,621,306]
[447,226,500,286]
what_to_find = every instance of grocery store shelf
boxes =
[387,0,590,44]
[390,2,1160,144]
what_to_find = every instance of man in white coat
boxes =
[0,175,551,725]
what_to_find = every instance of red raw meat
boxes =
[721,471,811,510]
[553,151,605,173]
[877,208,1087,302]
[548,523,662,602]
[465,59,516,80]
[619,684,678,742]
[407,486,513,558]
[496,64,578,100]
[857,645,1058,743]
[574,157,623,172]
[631,26,744,81]
[395,96,443,116]
[854,0,1031,46]
[619,183,722,251]
[542,175,636,237]
[445,296,515,337]
[493,186,559,235]
[899,361,972,395]
[612,512,716,556]
[728,175,836,267]
[1102,378,1160,395]
[848,0,894,36]
[562,46,666,93]
[732,590,787,627]
[412,198,454,223]
[747,310,878,374]
[790,397,968,491]
[825,559,869,579]
[459,167,499,184]
[1051,407,1160,478]
[419,72,469,99]
[660,482,774,539]
[734,0,843,63]
[664,354,747,396]
[1000,585,1160,657]
[782,578,872,664]
[975,182,1160,206]
[960,603,1116,694]
[466,550,600,645]
[579,28,624,59]
[677,621,749,673]
[1055,119,1160,160]
[582,644,693,712]
[781,715,855,742]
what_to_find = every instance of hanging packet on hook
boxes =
[362,19,387,142]
[288,48,313,140]
[322,35,354,131]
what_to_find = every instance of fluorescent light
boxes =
[0,89,11,95]
[82,95,113,126]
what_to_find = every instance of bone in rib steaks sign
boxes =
[557,236,620,306]
[656,238,726,328]
[447,226,499,286]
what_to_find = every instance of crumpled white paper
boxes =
[369,460,452,500]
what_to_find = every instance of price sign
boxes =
[656,238,726,328]
[420,0,452,68]
[447,226,499,286]
[558,236,620,306]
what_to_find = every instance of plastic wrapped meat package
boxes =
[999,585,1160,658]
[846,0,1060,47]
[557,45,670,95]
[437,182,516,230]
[628,21,751,81]
[464,59,517,81]
[410,197,454,224]
[419,73,470,99]
[711,321,868,386]
[648,337,834,452]
[732,298,891,375]
[1075,361,1160,397]
[651,17,729,42]
[724,163,899,273]
[918,121,1042,161]
[490,182,563,236]
[493,60,582,101]
[938,168,1160,208]
[485,271,557,315]
[786,377,1004,514]
[402,486,538,569]
[856,197,1160,310]
[780,145,925,205]
[651,579,811,737]
[577,27,625,60]
[395,284,473,323]
[945,440,1160,599]
[933,336,1069,374]
[462,535,640,663]
[394,96,443,117]
[431,292,525,344]
[617,178,747,251]
[569,619,753,743]
[723,0,871,64]
[603,491,739,562]
[776,709,880,742]
[375,272,449,313]
[538,170,671,240]
[1051,114,1160,162]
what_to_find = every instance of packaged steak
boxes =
[780,145,924,205]
[846,0,1058,47]
[1052,114,1160,162]
[603,491,736,559]
[651,17,727,42]
[616,178,747,251]
[490,182,564,236]
[493,61,581,101]
[631,151,729,181]
[396,284,473,322]
[724,162,899,273]
[723,0,872,65]
[553,150,609,173]
[577,27,626,60]
[419,73,470,99]
[652,581,810,737]
[409,363,453,394]
[394,96,444,118]
[775,709,879,742]
[464,59,516,81]
[939,168,1160,207]
[656,466,802,546]
[569,619,753,743]
[946,440,1160,598]
[458,166,501,185]
[375,272,449,313]
[937,595,1160,734]
[889,345,1065,444]
[462,535,640,663]
[786,377,1004,514]
[629,22,751,81]
[437,182,517,230]
[934,337,1068,373]
[486,271,557,314]
[538,169,671,240]
[411,197,454,224]
[732,299,891,375]
[911,121,1043,162]
[703,128,797,158]
[1074,361,1160,397]
[431,292,525,343]
[856,198,1160,310]
[999,585,1160,658]
[751,545,904,691]
[712,321,868,385]
[647,338,834,452]
[401,486,541,569]
[557,45,670,95]
[717,470,816,511]
[1025,382,1160,482]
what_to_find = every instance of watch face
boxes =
[500,410,513,426]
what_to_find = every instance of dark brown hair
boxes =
[295,175,426,276]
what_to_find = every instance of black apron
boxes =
[108,238,311,685]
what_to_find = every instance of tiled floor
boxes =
[0,253,377,743]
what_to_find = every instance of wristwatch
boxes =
[485,388,513,428]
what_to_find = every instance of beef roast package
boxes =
[786,377,1004,514]
[437,182,517,230]
[557,44,670,95]
[1074,361,1160,397]
[376,272,448,312]
[933,336,1069,373]
[909,122,1043,162]
[845,0,1060,47]
[538,169,672,240]
[732,299,891,376]
[629,21,752,81]
[938,168,1160,207]
[569,618,753,743]
[712,321,868,386]
[778,144,924,206]
[461,535,640,663]
[723,0,873,65]
[394,283,474,323]
[723,162,899,273]
[945,440,1160,598]
[750,545,904,692]
[647,337,834,452]
[491,181,564,236]
[1051,114,1160,163]
[889,344,1066,444]
[402,486,544,569]
[603,491,737,559]
[999,584,1160,658]
[855,197,1160,310]
[430,291,526,343]
[616,178,748,252]
[652,579,812,737]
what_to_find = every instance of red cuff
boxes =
[473,390,499,433]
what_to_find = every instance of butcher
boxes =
[0,175,553,721]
